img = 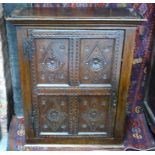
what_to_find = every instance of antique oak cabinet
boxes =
[7,8,145,147]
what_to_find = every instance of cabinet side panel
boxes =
[114,28,137,138]
[16,28,34,139]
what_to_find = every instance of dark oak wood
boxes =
[7,8,145,147]
[10,7,141,19]
[6,7,146,26]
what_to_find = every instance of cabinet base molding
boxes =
[24,144,124,149]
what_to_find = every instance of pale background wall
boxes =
[0,4,3,17]
[0,3,13,150]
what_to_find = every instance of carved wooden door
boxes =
[23,29,124,144]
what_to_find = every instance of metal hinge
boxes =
[29,111,34,130]
[23,38,34,60]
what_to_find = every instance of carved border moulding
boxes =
[109,31,124,132]
[68,96,79,134]
[69,38,80,86]
[31,30,122,39]
[26,29,40,136]
[111,31,124,107]
[36,87,111,96]
[69,38,74,86]
[74,38,80,86]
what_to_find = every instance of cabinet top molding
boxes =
[6,7,146,26]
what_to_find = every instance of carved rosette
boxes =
[46,108,67,132]
[43,56,63,72]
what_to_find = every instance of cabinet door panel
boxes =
[78,96,111,136]
[34,39,69,85]
[25,29,124,140]
[38,96,69,136]
[36,95,112,137]
[29,29,124,89]
[80,38,114,85]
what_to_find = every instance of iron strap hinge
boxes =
[23,37,34,61]
[29,111,35,130]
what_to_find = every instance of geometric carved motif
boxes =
[81,39,114,84]
[40,96,68,132]
[38,39,68,83]
[41,44,64,72]
[80,96,109,133]
[46,108,67,132]
[86,45,106,72]
[82,108,104,131]
[40,42,64,82]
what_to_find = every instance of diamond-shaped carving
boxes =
[42,43,64,72]
[86,45,106,72]
[38,40,68,83]
[82,44,109,83]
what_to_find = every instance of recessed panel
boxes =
[34,39,69,85]
[80,39,114,85]
[38,96,69,135]
[78,96,111,135]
